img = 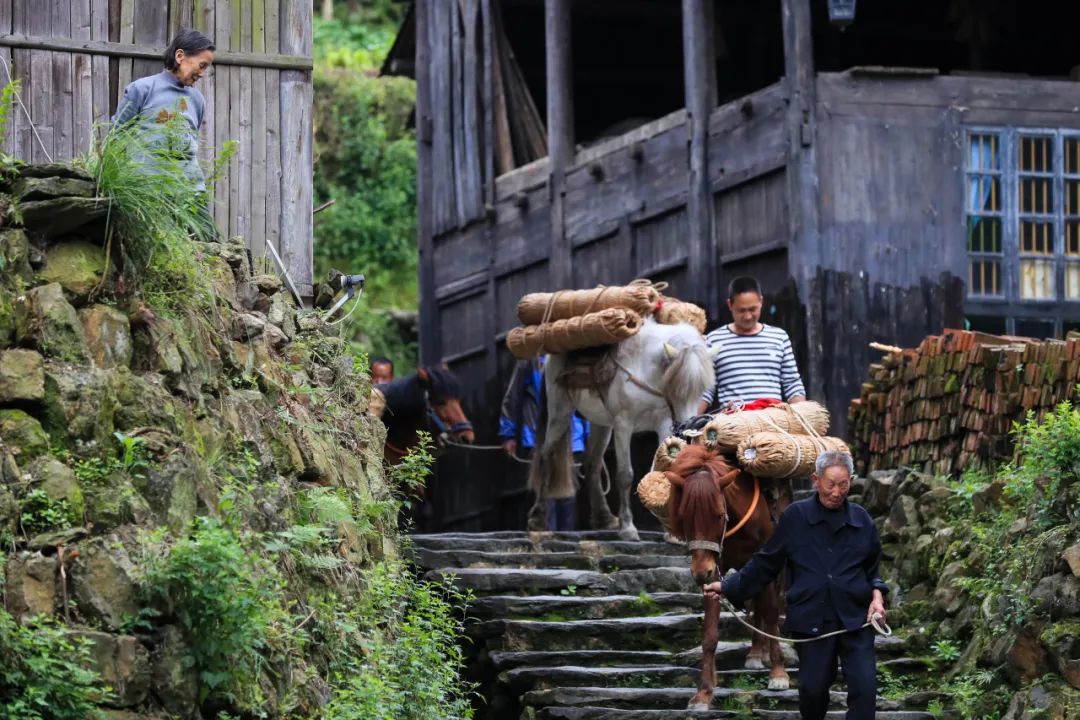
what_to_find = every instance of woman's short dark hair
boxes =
[164,29,215,70]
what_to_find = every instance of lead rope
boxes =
[715,597,892,643]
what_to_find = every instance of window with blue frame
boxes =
[965,128,1080,338]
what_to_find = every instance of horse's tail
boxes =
[527,391,575,500]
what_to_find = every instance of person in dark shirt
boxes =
[704,451,888,720]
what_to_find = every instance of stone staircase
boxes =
[412,530,945,720]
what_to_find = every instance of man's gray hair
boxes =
[815,450,854,477]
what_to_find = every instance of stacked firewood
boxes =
[848,330,1080,477]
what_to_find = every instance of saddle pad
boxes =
[556,346,617,391]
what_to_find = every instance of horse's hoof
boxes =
[744,656,765,670]
[768,676,790,691]
[687,700,711,711]
[618,525,640,541]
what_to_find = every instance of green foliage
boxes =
[1009,400,1080,523]
[942,670,1007,719]
[18,489,79,535]
[926,699,945,718]
[0,609,109,719]
[877,666,917,700]
[560,584,578,597]
[0,80,19,147]
[313,18,418,371]
[932,639,961,664]
[139,517,292,709]
[389,431,434,498]
[84,113,217,312]
[322,562,475,720]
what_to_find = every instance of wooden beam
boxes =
[0,33,313,70]
[781,0,824,399]
[681,0,717,318]
[416,0,440,364]
[545,0,572,288]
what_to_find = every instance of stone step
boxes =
[410,535,686,557]
[536,711,934,720]
[469,592,703,621]
[427,566,697,596]
[504,664,700,691]
[536,709,736,720]
[521,686,928,713]
[476,614,727,652]
[412,530,668,543]
[490,642,800,672]
[416,548,690,571]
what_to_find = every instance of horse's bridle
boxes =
[423,390,474,441]
[685,475,762,559]
[612,358,677,425]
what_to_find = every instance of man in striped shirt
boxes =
[696,276,806,415]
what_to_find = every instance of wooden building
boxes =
[0,0,314,295]
[390,0,1080,531]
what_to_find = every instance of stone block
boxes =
[12,175,96,201]
[70,537,140,632]
[151,625,198,718]
[19,196,107,238]
[0,348,44,402]
[4,551,57,619]
[14,282,89,362]
[41,363,116,449]
[26,456,84,517]
[862,470,897,515]
[79,304,132,369]
[0,408,49,460]
[72,630,151,708]
[0,228,32,280]
[1064,543,1080,579]
[40,241,107,305]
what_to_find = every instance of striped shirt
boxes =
[700,324,806,407]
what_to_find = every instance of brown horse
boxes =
[379,365,476,467]
[664,444,790,711]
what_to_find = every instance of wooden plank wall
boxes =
[421,82,791,531]
[0,0,311,295]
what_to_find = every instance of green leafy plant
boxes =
[0,609,109,719]
[0,79,19,148]
[18,489,79,535]
[932,639,961,664]
[139,517,292,708]
[926,699,945,718]
[114,431,149,475]
[389,431,434,498]
[560,584,578,597]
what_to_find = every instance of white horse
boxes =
[527,318,715,540]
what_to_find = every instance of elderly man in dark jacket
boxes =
[704,451,888,720]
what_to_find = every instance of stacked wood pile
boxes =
[848,329,1080,477]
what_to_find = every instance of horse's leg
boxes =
[583,424,617,529]
[688,591,719,710]
[745,599,766,669]
[611,422,638,541]
[760,583,790,691]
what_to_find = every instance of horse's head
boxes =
[418,364,475,445]
[664,445,740,586]
[653,322,715,421]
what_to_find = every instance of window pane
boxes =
[1015,318,1056,339]
[968,175,1001,212]
[1067,179,1080,215]
[966,315,1007,335]
[1067,137,1080,175]
[1020,176,1054,214]
[1020,220,1055,254]
[1067,263,1080,299]
[968,133,1001,171]
[969,259,1002,297]
[967,216,1002,253]
[1068,220,1080,256]
[1019,136,1053,173]
[1020,258,1055,299]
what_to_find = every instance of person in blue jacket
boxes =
[499,355,588,530]
[704,451,888,720]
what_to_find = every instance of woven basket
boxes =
[736,432,849,479]
[517,281,660,325]
[701,402,830,453]
[506,307,643,358]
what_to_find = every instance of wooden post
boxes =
[545,0,573,289]
[279,0,313,296]
[681,0,717,318]
[781,0,824,399]
[416,0,440,364]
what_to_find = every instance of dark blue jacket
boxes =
[720,495,888,634]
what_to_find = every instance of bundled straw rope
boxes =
[653,436,687,472]
[655,297,706,334]
[517,279,662,325]
[369,387,386,419]
[737,432,849,478]
[701,401,830,453]
[506,307,643,358]
[637,470,672,516]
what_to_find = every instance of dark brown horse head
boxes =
[664,445,740,586]
[417,364,475,445]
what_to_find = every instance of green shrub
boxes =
[139,518,292,708]
[323,562,475,720]
[0,609,108,719]
[18,489,79,535]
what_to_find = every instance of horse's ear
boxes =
[664,470,686,488]
[417,367,430,385]
[716,468,740,488]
